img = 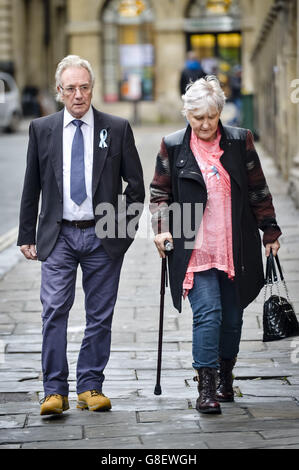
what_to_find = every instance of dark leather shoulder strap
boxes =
[164,128,186,149]
[222,125,248,141]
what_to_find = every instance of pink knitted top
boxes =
[183,128,235,297]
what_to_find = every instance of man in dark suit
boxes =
[17,55,145,416]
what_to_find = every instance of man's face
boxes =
[58,66,93,118]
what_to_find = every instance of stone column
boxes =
[0,0,13,74]
[240,0,255,95]
[66,0,104,109]
[154,18,186,121]
[11,0,26,89]
[153,0,189,122]
[22,0,47,89]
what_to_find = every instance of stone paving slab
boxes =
[0,444,21,449]
[234,380,299,399]
[0,128,299,450]
[0,383,44,393]
[0,371,39,381]
[234,396,295,404]
[138,406,247,423]
[144,431,265,449]
[233,367,296,378]
[0,414,27,429]
[197,416,299,434]
[0,425,82,444]
[27,410,138,428]
[264,443,299,449]
[139,434,209,449]
[0,324,15,334]
[0,314,12,324]
[84,422,202,441]
[259,427,299,439]
[107,398,192,412]
[0,401,41,415]
[245,401,299,419]
[21,436,143,449]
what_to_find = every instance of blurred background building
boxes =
[0,0,299,205]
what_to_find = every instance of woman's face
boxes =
[188,108,221,142]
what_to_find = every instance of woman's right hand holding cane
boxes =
[154,232,174,258]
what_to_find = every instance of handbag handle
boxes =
[269,251,285,283]
[265,252,274,285]
[265,250,292,304]
[265,251,283,284]
[273,254,284,282]
[270,252,278,283]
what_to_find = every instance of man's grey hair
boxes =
[55,55,95,102]
[182,76,226,117]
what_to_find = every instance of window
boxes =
[187,0,240,19]
[102,0,154,102]
[185,0,242,101]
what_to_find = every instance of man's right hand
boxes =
[154,232,173,259]
[20,245,38,260]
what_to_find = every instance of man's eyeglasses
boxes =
[59,85,92,96]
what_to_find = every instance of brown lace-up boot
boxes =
[216,357,237,402]
[194,367,221,414]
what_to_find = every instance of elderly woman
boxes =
[150,76,281,415]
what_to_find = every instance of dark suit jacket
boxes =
[17,106,145,261]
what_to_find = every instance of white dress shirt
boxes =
[62,106,94,221]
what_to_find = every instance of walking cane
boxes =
[154,240,173,395]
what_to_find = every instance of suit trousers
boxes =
[188,269,244,370]
[40,223,123,396]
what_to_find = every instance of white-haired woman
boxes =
[150,76,281,415]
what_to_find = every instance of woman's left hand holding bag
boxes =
[265,239,280,257]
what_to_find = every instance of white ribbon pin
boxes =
[99,129,108,149]
[208,165,220,180]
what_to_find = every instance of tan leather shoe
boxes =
[77,390,111,412]
[40,394,69,416]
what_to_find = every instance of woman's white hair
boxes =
[55,55,95,102]
[182,76,226,117]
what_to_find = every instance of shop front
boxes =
[101,0,155,103]
[184,0,242,104]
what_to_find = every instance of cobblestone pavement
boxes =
[0,125,299,450]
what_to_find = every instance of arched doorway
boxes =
[185,0,242,103]
[101,0,155,103]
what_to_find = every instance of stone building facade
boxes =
[242,0,299,207]
[1,0,299,204]
[0,0,66,94]
[1,0,243,121]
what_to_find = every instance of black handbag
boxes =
[263,252,299,342]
